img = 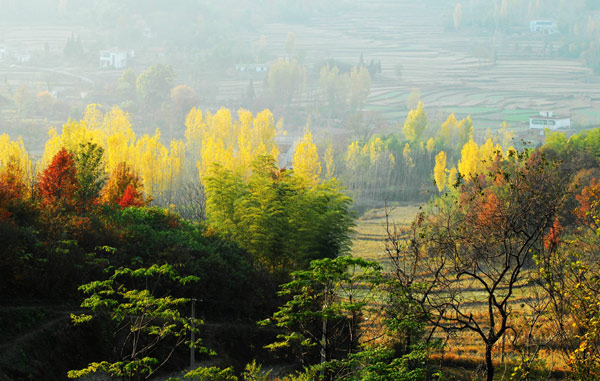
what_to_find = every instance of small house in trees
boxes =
[529,111,570,135]
[235,63,270,79]
[235,64,269,73]
[99,48,130,69]
[530,20,558,34]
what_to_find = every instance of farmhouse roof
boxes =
[529,114,569,120]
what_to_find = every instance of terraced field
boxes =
[2,1,600,142]
[248,0,600,133]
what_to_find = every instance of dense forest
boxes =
[1,103,600,380]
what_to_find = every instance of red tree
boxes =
[38,148,80,212]
[575,177,600,230]
[118,185,145,208]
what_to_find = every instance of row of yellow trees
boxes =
[0,104,324,205]
[1,101,521,208]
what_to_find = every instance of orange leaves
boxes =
[37,148,80,212]
[475,191,503,229]
[101,162,147,208]
[575,178,600,229]
[544,218,563,251]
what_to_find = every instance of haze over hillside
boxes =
[0,0,599,155]
[3,2,600,380]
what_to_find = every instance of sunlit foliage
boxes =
[204,156,353,271]
[292,128,321,186]
[185,107,280,179]
[0,134,34,188]
[40,104,185,202]
[434,151,447,192]
[402,102,428,142]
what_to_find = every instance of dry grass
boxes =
[352,204,422,261]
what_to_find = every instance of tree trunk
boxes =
[485,342,494,381]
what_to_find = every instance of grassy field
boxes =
[351,203,570,378]
[352,203,422,262]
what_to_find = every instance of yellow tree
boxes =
[448,166,458,188]
[402,102,428,142]
[0,134,33,191]
[426,137,435,154]
[440,113,459,147]
[457,115,474,150]
[434,151,447,192]
[292,128,321,186]
[345,141,363,173]
[267,59,305,106]
[403,143,415,169]
[186,107,280,180]
[479,138,503,164]
[101,107,136,161]
[349,66,371,112]
[457,139,481,180]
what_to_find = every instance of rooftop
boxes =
[529,115,569,120]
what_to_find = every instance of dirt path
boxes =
[0,304,85,354]
[0,314,69,353]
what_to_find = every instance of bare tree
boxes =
[386,151,566,381]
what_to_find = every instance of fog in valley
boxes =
[4,1,600,380]
[2,0,599,152]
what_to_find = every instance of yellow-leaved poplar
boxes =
[458,139,481,180]
[434,151,447,192]
[292,128,321,186]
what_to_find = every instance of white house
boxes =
[529,111,570,134]
[100,48,129,69]
[235,64,269,74]
[530,20,558,34]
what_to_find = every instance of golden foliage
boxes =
[292,128,321,186]
[434,151,447,192]
[402,102,428,142]
[0,134,33,187]
[40,104,185,200]
[457,139,481,180]
[185,107,280,180]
